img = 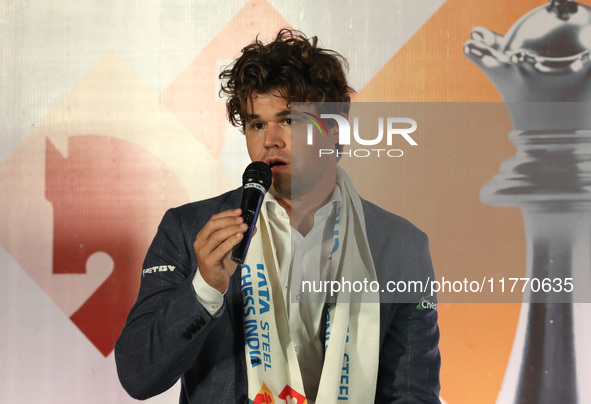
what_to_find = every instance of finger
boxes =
[195,212,244,247]
[211,230,245,265]
[197,209,242,239]
[196,222,247,260]
[199,230,243,278]
[210,208,242,221]
[203,210,244,237]
[206,221,247,251]
[219,225,256,270]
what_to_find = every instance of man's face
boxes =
[244,91,338,201]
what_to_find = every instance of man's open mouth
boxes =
[266,159,288,169]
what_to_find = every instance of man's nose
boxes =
[263,123,287,148]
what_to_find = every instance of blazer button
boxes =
[239,394,247,404]
[183,317,205,340]
[189,317,205,333]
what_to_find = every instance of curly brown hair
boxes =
[219,29,354,128]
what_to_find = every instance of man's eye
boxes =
[251,122,264,130]
[285,118,294,125]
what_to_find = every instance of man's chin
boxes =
[269,186,291,200]
[268,173,291,199]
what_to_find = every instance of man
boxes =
[115,29,440,403]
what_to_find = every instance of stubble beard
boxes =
[269,173,291,200]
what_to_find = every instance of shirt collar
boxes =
[264,185,342,223]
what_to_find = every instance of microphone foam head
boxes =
[243,161,272,190]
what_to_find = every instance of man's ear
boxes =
[328,123,339,144]
[328,112,348,144]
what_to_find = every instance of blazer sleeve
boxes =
[375,231,441,404]
[114,207,230,400]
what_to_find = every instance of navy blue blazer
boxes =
[115,188,441,403]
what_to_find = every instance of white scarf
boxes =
[240,167,380,403]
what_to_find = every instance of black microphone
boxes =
[231,161,272,264]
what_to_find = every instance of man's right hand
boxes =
[193,209,246,294]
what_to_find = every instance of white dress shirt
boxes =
[192,188,341,402]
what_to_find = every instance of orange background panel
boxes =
[353,1,552,402]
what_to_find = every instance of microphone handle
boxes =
[231,186,266,264]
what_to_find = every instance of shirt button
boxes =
[211,303,219,310]
[294,344,300,353]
